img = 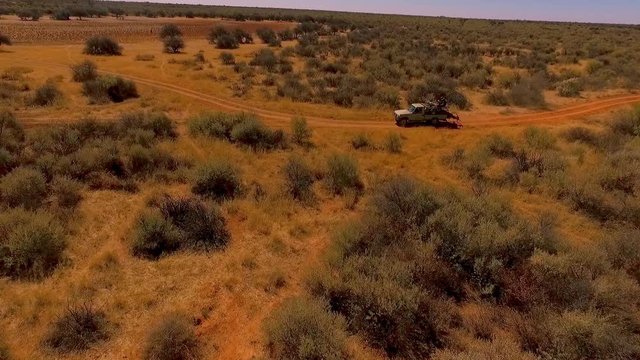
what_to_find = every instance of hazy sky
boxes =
[122,0,640,24]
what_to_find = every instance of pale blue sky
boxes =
[120,0,640,24]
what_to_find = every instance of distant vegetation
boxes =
[2,1,639,110]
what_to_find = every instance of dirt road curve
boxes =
[19,60,640,129]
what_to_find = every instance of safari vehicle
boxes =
[394,98,462,128]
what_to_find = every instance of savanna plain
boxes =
[1,1,640,359]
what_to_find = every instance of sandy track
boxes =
[17,60,640,129]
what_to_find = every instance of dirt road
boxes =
[18,60,640,129]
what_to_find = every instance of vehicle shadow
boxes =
[397,121,462,129]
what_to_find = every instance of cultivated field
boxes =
[1,3,640,360]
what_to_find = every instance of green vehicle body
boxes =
[393,103,461,128]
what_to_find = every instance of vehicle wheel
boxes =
[398,118,407,127]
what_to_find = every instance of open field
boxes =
[1,4,640,360]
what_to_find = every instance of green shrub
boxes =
[325,154,363,195]
[557,78,582,97]
[70,60,98,82]
[283,156,315,201]
[52,177,83,208]
[384,133,403,153]
[290,117,313,147]
[230,117,287,150]
[257,28,280,46]
[250,48,279,72]
[214,34,239,49]
[219,52,235,65]
[264,297,348,360]
[82,76,138,104]
[163,35,184,54]
[132,209,181,259]
[84,36,122,56]
[188,112,253,139]
[350,133,374,150]
[192,161,242,201]
[0,167,47,209]
[31,82,63,106]
[143,313,199,360]
[44,304,109,353]
[0,209,66,279]
[158,197,230,251]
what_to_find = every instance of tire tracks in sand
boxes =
[13,60,640,129]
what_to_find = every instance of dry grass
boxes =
[0,16,638,360]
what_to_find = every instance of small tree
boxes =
[52,8,71,20]
[162,36,184,54]
[159,24,182,39]
[70,7,89,20]
[109,7,125,19]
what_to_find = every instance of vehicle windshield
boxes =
[408,105,416,113]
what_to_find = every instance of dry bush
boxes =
[0,167,47,209]
[384,133,403,153]
[283,156,315,201]
[561,126,599,146]
[143,313,200,360]
[264,297,348,360]
[52,177,83,208]
[482,133,515,158]
[31,82,63,107]
[219,52,235,65]
[70,60,98,83]
[192,161,242,201]
[290,116,313,147]
[556,78,583,97]
[609,106,640,137]
[0,209,66,279]
[132,209,181,259]
[135,54,155,62]
[350,133,374,150]
[84,36,122,56]
[44,304,110,353]
[189,112,286,150]
[325,154,363,195]
[82,76,138,104]
[544,311,640,359]
[157,197,229,251]
[508,79,546,108]
[484,89,510,106]
[432,337,536,360]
